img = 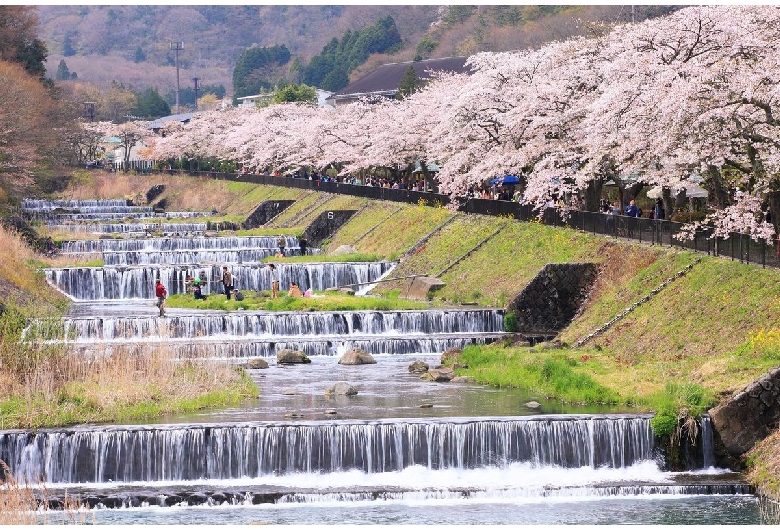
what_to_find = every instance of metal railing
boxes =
[151,169,778,269]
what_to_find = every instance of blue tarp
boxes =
[489,175,520,185]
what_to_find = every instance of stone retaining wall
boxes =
[508,263,597,333]
[244,200,295,229]
[709,366,780,468]
[302,210,357,247]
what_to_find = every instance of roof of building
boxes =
[148,112,197,130]
[329,56,470,101]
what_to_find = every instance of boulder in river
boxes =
[408,360,429,373]
[325,382,358,396]
[338,348,376,365]
[277,349,311,364]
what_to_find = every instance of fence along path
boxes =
[153,169,779,269]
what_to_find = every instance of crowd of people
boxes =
[153,260,314,316]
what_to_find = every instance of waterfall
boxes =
[61,236,300,253]
[21,199,132,210]
[44,262,395,300]
[64,335,501,358]
[48,223,208,235]
[700,415,715,468]
[35,309,504,342]
[0,415,657,484]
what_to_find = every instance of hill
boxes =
[37,5,677,95]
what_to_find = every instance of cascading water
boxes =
[59,236,316,265]
[44,309,504,341]
[47,223,208,235]
[0,415,657,483]
[61,236,301,253]
[44,262,395,300]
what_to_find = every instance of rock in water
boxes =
[325,382,358,396]
[408,360,429,373]
[338,347,377,365]
[277,349,311,364]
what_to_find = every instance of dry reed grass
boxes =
[1,336,249,429]
[0,461,91,524]
[63,170,255,214]
[0,223,43,295]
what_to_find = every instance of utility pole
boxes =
[170,41,184,113]
[83,101,96,122]
[192,77,200,111]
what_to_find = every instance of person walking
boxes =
[269,263,280,299]
[298,235,308,256]
[222,266,233,300]
[277,236,286,256]
[155,278,167,317]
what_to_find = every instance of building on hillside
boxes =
[148,112,197,135]
[113,140,154,172]
[237,93,274,108]
[325,56,470,107]
[316,89,335,109]
[236,89,335,109]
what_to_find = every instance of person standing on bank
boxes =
[222,266,233,300]
[298,235,307,256]
[277,236,286,256]
[269,263,280,299]
[155,278,167,317]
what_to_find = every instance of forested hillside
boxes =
[38,5,676,97]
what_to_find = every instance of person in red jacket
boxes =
[155,278,167,317]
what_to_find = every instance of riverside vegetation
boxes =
[0,221,258,430]
[8,169,780,504]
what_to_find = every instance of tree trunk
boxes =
[768,190,780,236]
[704,165,730,208]
[662,188,673,220]
[583,179,604,212]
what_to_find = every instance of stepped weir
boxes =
[0,415,656,484]
[4,194,762,523]
[45,262,395,300]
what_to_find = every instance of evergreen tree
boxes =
[232,44,291,99]
[133,87,171,119]
[302,16,402,89]
[62,32,76,56]
[134,46,146,63]
[321,67,349,92]
[396,64,420,100]
[14,38,47,79]
[273,83,317,104]
[55,59,70,81]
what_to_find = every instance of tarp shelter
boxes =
[490,175,520,185]
[646,183,708,199]
[412,161,440,174]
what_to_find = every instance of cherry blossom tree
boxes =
[142,5,780,241]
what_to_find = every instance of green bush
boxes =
[650,412,678,438]
[504,311,518,332]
